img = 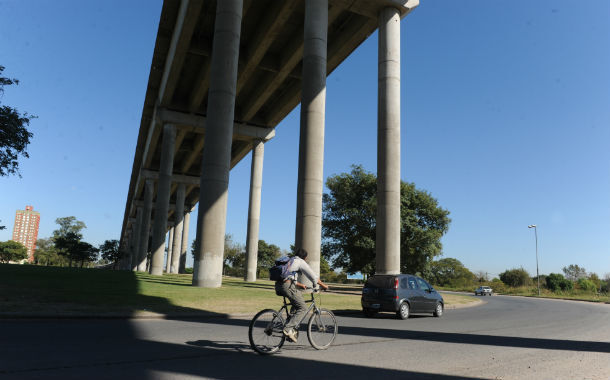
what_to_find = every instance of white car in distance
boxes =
[475,286,493,296]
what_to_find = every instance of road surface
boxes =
[1,295,608,379]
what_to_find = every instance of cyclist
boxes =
[275,248,329,342]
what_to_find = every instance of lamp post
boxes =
[528,224,540,296]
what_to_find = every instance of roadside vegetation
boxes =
[429,260,609,303]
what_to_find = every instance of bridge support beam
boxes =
[193,0,243,287]
[137,180,154,272]
[294,0,328,286]
[131,208,142,270]
[376,6,401,275]
[166,226,174,273]
[150,124,176,276]
[245,140,265,282]
[170,183,185,273]
[179,209,190,273]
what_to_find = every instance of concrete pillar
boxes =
[193,0,243,288]
[179,209,190,273]
[137,180,154,272]
[131,207,143,271]
[150,124,176,275]
[123,231,132,270]
[244,140,264,282]
[376,7,401,275]
[166,227,174,273]
[294,0,328,286]
[170,184,185,273]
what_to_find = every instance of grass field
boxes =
[0,264,474,317]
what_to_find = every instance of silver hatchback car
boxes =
[475,286,493,296]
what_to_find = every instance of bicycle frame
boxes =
[278,292,320,328]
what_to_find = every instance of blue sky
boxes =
[1,0,608,278]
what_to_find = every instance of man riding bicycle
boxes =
[275,248,329,342]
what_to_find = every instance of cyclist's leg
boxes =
[278,280,306,332]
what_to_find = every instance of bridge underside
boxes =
[121,0,417,281]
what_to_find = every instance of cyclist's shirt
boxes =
[286,257,318,284]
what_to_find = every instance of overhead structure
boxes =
[119,0,419,285]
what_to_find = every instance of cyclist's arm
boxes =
[295,280,328,291]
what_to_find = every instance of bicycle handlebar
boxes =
[304,286,328,293]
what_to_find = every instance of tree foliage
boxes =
[426,258,475,287]
[99,239,122,268]
[499,267,531,287]
[321,165,451,275]
[52,217,94,267]
[0,240,28,263]
[0,65,34,177]
[257,240,281,269]
[546,273,573,291]
[577,278,597,292]
[52,217,86,241]
[33,237,64,266]
[562,264,587,282]
[223,234,245,269]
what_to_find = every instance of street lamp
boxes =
[528,224,540,296]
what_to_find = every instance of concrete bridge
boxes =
[119,0,418,287]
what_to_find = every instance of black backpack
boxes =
[269,256,296,281]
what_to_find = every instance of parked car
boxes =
[474,286,493,296]
[361,274,444,319]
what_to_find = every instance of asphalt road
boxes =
[1,295,609,379]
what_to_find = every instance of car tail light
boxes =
[394,278,399,299]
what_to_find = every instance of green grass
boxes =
[0,264,476,316]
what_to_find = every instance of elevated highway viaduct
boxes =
[120,0,419,287]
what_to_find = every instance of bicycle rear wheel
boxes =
[307,308,338,350]
[249,309,286,355]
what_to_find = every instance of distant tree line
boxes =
[0,216,124,269]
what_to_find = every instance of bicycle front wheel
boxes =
[249,309,286,355]
[307,308,338,350]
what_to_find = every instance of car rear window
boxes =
[365,275,396,289]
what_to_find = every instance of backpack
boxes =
[269,256,296,282]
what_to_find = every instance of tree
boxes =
[73,241,99,267]
[257,240,281,270]
[475,270,489,283]
[99,239,122,269]
[52,217,88,267]
[33,237,62,266]
[499,267,531,287]
[426,258,475,287]
[223,234,245,276]
[562,264,587,282]
[0,65,35,177]
[52,217,86,240]
[54,231,82,267]
[0,240,28,263]
[546,273,573,291]
[322,165,451,276]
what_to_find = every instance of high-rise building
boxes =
[12,205,41,263]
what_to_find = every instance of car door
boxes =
[406,276,425,312]
[416,277,436,312]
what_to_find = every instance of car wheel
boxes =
[433,302,443,318]
[396,302,409,320]
[363,308,377,318]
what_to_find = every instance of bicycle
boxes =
[248,287,338,355]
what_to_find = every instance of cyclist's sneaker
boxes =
[283,328,297,343]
